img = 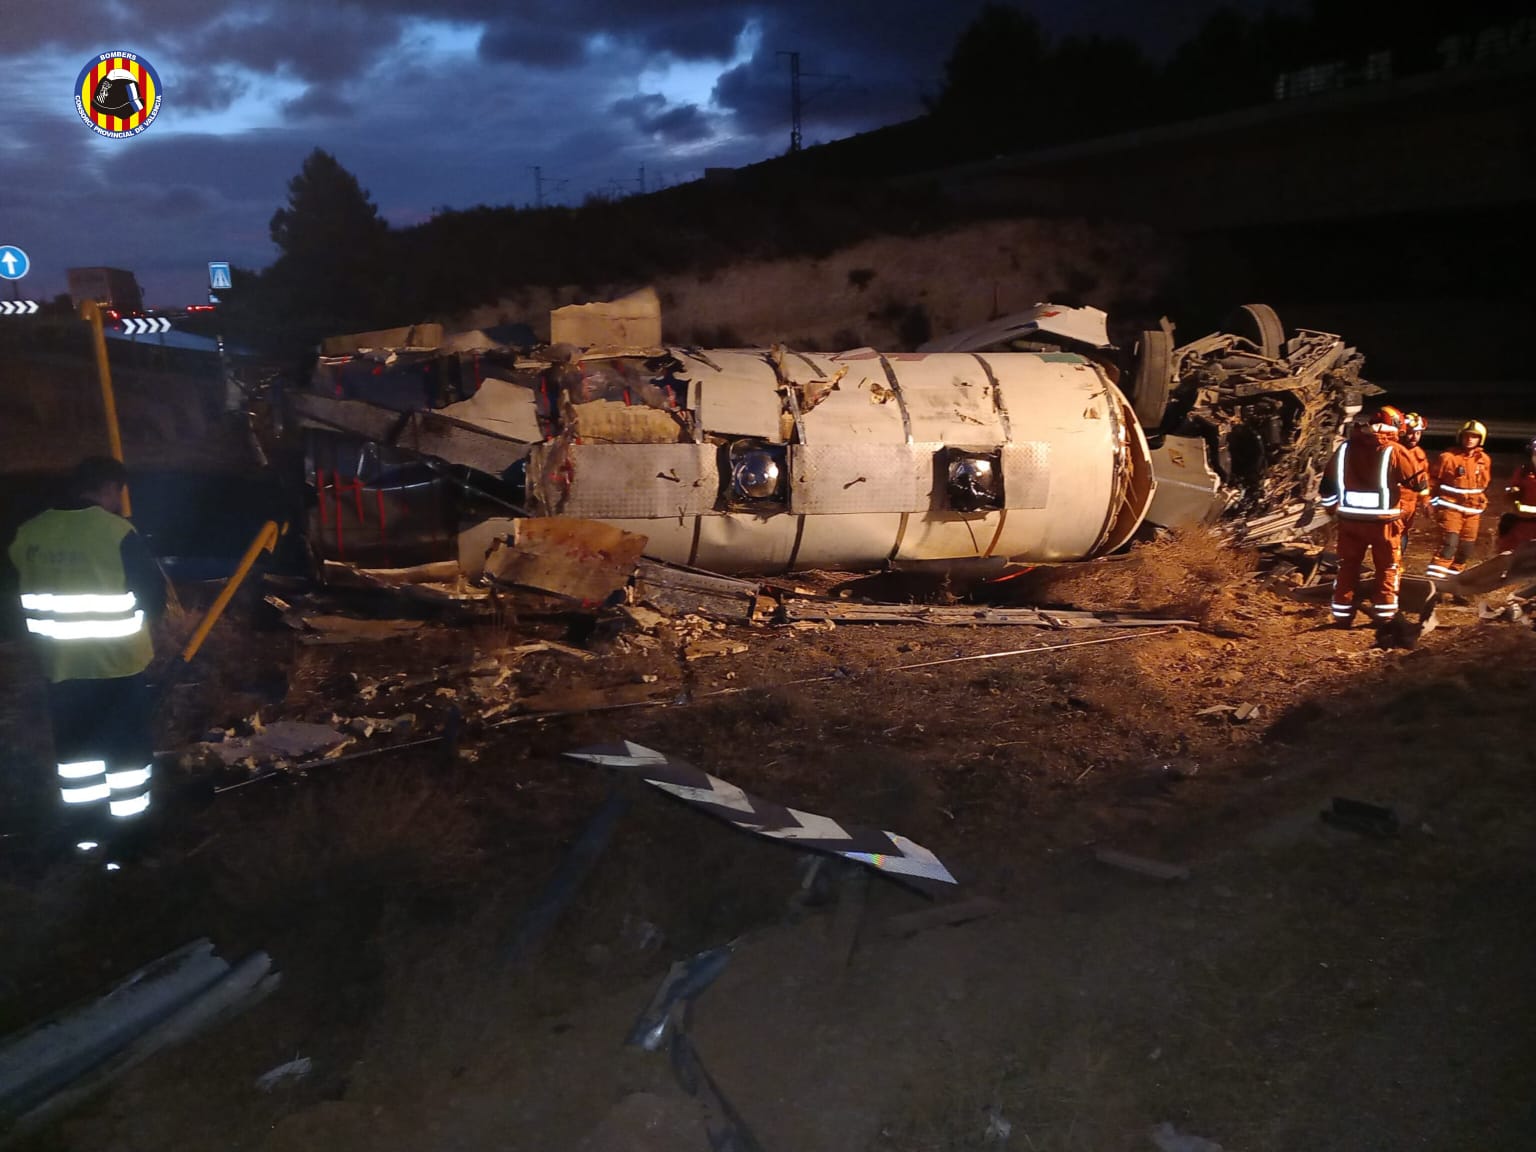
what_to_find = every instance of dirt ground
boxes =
[2,511,1534,1151]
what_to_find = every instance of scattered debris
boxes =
[778,602,1193,628]
[0,940,278,1138]
[196,720,353,768]
[566,742,958,890]
[883,897,1002,940]
[1320,796,1400,838]
[484,518,647,605]
[1093,847,1191,882]
[635,560,759,623]
[623,944,764,1152]
[254,1056,313,1092]
[682,638,749,661]
[983,1107,1013,1143]
[1233,702,1261,723]
[1150,1122,1225,1152]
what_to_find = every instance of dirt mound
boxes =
[1030,528,1255,625]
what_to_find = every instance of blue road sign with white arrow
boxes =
[208,262,231,291]
[0,246,30,281]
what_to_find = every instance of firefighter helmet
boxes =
[1459,419,1488,446]
[1402,412,1426,434]
[1370,405,1404,434]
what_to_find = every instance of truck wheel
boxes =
[1234,303,1285,359]
[1130,329,1172,429]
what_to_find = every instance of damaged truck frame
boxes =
[277,296,1375,584]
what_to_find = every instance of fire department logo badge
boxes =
[75,52,162,138]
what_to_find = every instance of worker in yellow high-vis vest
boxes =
[8,457,166,855]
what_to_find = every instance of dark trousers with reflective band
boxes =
[47,672,153,836]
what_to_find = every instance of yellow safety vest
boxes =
[9,506,154,683]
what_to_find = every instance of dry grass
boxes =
[1033,529,1256,625]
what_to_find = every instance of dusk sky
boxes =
[2,0,1286,306]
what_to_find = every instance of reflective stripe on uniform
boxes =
[20,592,137,614]
[1431,497,1482,515]
[1331,603,1353,616]
[25,611,145,641]
[1426,564,1453,577]
[1335,445,1401,520]
[106,765,152,790]
[58,759,107,779]
[1439,483,1485,495]
[1516,502,1536,515]
[109,794,150,818]
[62,781,111,804]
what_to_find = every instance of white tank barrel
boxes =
[526,348,1155,572]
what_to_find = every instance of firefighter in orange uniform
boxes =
[1497,436,1536,553]
[1318,406,1426,626]
[1398,413,1432,532]
[1426,420,1492,577]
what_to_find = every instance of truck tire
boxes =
[1234,303,1285,359]
[1130,329,1172,430]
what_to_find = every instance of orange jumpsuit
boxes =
[1400,443,1431,531]
[1428,445,1493,575]
[1497,463,1536,552]
[1320,429,1425,624]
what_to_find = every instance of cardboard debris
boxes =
[550,287,662,351]
[485,518,648,605]
[1233,702,1261,722]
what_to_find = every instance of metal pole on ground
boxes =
[179,520,285,665]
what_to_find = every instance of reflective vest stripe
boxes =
[110,794,150,818]
[106,765,152,790]
[1431,497,1482,515]
[1439,483,1485,495]
[62,781,111,804]
[1335,445,1401,520]
[1516,502,1536,515]
[20,592,137,614]
[58,759,107,779]
[25,611,145,640]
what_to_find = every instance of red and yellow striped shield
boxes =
[75,52,162,138]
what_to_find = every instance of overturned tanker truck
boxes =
[280,294,1372,580]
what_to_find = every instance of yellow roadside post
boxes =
[179,520,286,664]
[79,298,130,516]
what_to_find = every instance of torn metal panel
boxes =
[999,442,1052,509]
[634,560,758,622]
[564,742,958,890]
[292,392,534,477]
[320,323,443,356]
[532,443,719,519]
[485,518,648,604]
[918,302,1113,355]
[568,398,687,444]
[1145,434,1228,528]
[435,376,542,443]
[684,350,786,441]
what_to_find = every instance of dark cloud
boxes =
[281,86,356,121]
[189,7,407,83]
[175,71,249,113]
[611,94,713,143]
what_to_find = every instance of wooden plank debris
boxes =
[634,559,759,623]
[779,601,1190,628]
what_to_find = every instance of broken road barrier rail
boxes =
[566,742,958,891]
